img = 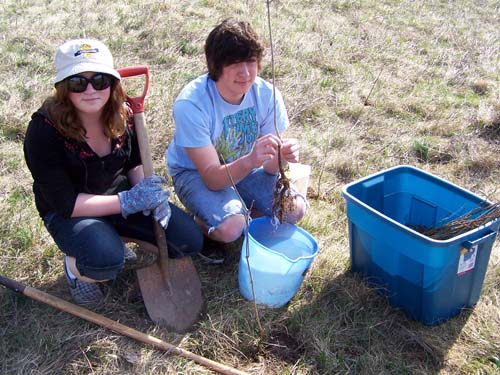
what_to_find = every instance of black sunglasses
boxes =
[66,73,114,93]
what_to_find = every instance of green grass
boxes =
[1,0,500,374]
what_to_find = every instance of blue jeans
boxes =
[43,203,202,280]
[173,168,280,234]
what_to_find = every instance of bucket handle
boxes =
[246,218,320,263]
[462,229,497,249]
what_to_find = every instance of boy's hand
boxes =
[280,138,300,163]
[249,134,280,168]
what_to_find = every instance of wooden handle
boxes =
[117,67,167,266]
[0,275,251,375]
[133,112,170,281]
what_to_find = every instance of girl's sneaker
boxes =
[123,244,137,262]
[64,256,104,305]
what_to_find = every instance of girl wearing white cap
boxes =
[24,39,202,305]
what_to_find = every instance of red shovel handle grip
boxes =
[117,65,149,114]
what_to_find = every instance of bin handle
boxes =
[462,229,497,249]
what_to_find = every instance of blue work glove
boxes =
[153,199,171,229]
[118,175,169,218]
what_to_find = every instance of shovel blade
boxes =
[136,257,203,332]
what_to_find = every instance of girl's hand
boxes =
[153,199,171,229]
[118,175,169,218]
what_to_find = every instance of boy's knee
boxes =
[212,214,246,243]
[285,196,307,224]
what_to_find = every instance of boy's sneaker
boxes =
[198,236,225,265]
[64,256,104,305]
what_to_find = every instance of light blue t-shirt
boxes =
[166,74,289,177]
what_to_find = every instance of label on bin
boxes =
[457,245,477,276]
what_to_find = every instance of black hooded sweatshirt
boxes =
[23,109,141,218]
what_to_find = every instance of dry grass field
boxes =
[1,0,499,374]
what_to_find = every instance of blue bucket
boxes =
[238,217,319,307]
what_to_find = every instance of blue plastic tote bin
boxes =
[342,165,499,325]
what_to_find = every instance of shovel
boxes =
[118,66,203,332]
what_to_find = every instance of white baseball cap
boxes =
[54,38,121,84]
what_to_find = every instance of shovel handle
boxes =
[0,274,25,293]
[118,66,169,280]
[0,275,250,375]
[118,66,149,114]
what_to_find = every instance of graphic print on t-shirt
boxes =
[215,106,258,163]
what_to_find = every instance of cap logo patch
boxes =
[74,44,99,58]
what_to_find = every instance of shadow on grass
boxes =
[190,243,471,373]
[194,249,312,366]
[478,123,500,145]
[284,268,472,374]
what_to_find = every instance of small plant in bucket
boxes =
[237,1,320,310]
[272,158,297,224]
[265,0,297,225]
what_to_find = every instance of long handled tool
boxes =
[118,66,203,332]
[0,275,249,375]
